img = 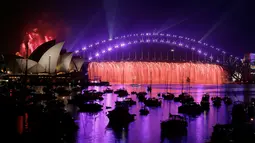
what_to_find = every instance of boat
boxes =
[232,101,247,123]
[55,86,71,96]
[173,92,188,102]
[210,124,234,143]
[200,93,210,110]
[78,91,104,102]
[144,97,161,107]
[72,86,81,92]
[103,88,113,93]
[202,93,210,101]
[162,92,175,100]
[210,123,255,143]
[161,114,188,138]
[78,101,103,112]
[115,98,136,106]
[223,96,233,105]
[114,89,129,97]
[178,102,203,115]
[200,100,210,110]
[136,92,147,102]
[106,106,112,109]
[212,96,222,107]
[131,91,137,95]
[130,84,141,87]
[107,106,136,127]
[139,106,149,115]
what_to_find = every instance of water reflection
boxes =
[71,84,255,143]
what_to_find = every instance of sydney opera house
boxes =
[0,40,85,75]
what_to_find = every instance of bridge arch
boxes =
[73,32,240,64]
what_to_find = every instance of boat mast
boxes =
[170,64,172,93]
[188,62,191,95]
[217,71,219,97]
[166,68,169,93]
[122,62,125,89]
[150,70,152,97]
[181,70,184,93]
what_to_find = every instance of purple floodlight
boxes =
[172,41,176,44]
[204,53,208,56]
[146,39,150,43]
[171,49,174,52]
[75,50,79,53]
[185,45,189,48]
[120,43,125,47]
[178,43,183,46]
[222,51,226,54]
[108,47,112,51]
[95,53,99,57]
[198,50,202,54]
[102,40,106,43]
[88,57,92,60]
[114,45,119,48]
[191,47,195,50]
[128,42,131,44]
[95,42,99,45]
[89,44,93,48]
[216,60,220,63]
[108,38,112,41]
[210,56,213,60]
[102,50,106,53]
[160,40,164,43]
[82,47,87,51]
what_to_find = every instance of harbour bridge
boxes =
[72,32,243,83]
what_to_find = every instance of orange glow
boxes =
[88,62,226,84]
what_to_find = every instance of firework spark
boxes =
[18,28,54,57]
[88,62,226,84]
[17,13,68,57]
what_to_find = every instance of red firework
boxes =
[18,28,54,57]
[17,13,68,57]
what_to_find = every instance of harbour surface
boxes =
[68,84,255,143]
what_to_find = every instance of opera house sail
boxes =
[5,40,85,75]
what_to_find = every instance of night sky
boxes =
[1,0,254,56]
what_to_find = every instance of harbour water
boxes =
[69,84,255,143]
